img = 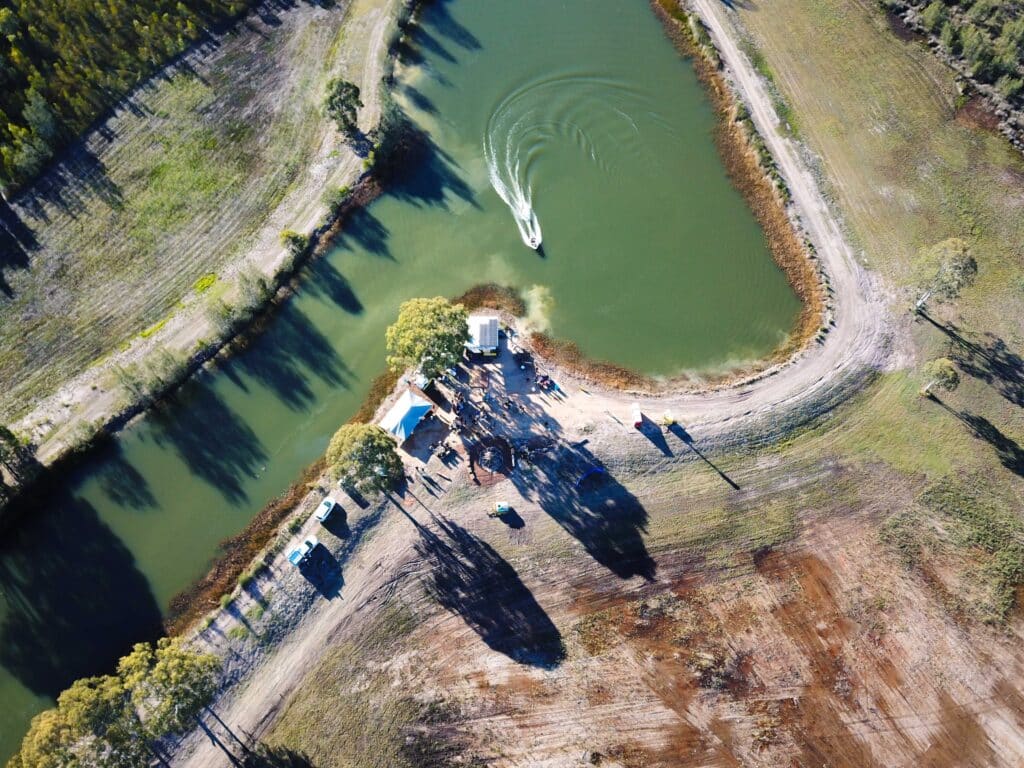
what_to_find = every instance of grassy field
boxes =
[715,0,1024,611]
[0,0,388,422]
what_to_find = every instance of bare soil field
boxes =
[0,0,399,434]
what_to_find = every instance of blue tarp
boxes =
[379,389,433,443]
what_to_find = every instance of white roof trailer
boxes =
[466,315,499,356]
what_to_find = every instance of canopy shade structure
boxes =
[379,389,433,443]
[466,314,499,355]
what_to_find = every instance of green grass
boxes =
[880,475,1024,622]
[193,273,218,294]
[139,317,171,339]
[267,601,433,768]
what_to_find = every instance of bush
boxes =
[323,185,351,216]
[923,357,960,392]
[921,0,947,32]
[279,229,310,258]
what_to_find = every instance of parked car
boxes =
[315,497,336,523]
[287,535,318,567]
[488,501,512,518]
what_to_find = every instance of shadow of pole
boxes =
[667,423,740,490]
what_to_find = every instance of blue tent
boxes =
[379,389,433,443]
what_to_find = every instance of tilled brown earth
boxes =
[403,514,1024,766]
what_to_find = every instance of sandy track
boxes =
[169,3,897,765]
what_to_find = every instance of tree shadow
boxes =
[147,382,268,504]
[228,305,354,412]
[242,743,317,768]
[935,322,1024,408]
[406,23,457,65]
[376,110,479,213]
[666,423,740,490]
[398,82,438,116]
[94,443,157,511]
[301,258,363,314]
[331,205,392,259]
[927,395,1024,477]
[0,491,163,699]
[510,438,656,582]
[409,512,564,667]
[297,543,344,599]
[958,412,1024,477]
[423,0,483,52]
[0,201,37,297]
[14,144,123,223]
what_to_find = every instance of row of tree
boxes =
[912,0,1024,99]
[0,0,256,193]
[327,297,469,491]
[7,638,219,768]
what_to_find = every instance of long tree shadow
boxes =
[958,411,1024,476]
[422,0,483,52]
[510,439,656,582]
[0,491,163,698]
[94,443,158,511]
[229,305,353,412]
[0,201,37,297]
[299,259,363,314]
[376,109,479,213]
[919,312,1024,407]
[147,382,267,504]
[927,394,1024,477]
[410,512,564,667]
[14,144,123,222]
[331,205,391,258]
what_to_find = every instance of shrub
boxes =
[922,357,960,392]
[323,185,351,216]
[921,0,947,33]
[193,273,218,294]
[279,229,309,258]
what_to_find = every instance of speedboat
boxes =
[528,236,539,250]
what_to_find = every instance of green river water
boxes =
[0,0,801,758]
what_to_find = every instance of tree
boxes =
[385,297,469,379]
[326,422,403,493]
[279,229,308,258]
[9,639,220,768]
[118,638,220,738]
[933,242,978,299]
[324,78,362,139]
[56,676,148,768]
[923,357,960,392]
[921,1,947,33]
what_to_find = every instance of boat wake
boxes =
[484,115,542,249]
[484,71,652,251]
